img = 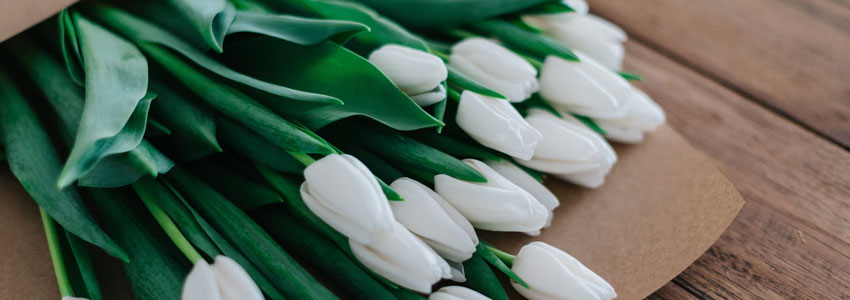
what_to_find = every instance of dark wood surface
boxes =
[592,1,850,298]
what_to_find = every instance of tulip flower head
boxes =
[594,88,666,144]
[300,154,395,244]
[349,221,452,293]
[369,44,448,106]
[450,38,539,102]
[524,13,627,69]
[517,109,617,189]
[511,242,616,300]
[434,159,549,234]
[539,53,633,120]
[429,286,492,300]
[456,91,543,160]
[485,160,559,226]
[182,256,264,300]
[389,177,479,262]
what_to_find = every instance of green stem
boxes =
[41,209,74,297]
[140,194,204,263]
[486,245,516,266]
[288,152,317,166]
[446,29,478,40]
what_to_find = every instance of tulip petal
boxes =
[456,91,542,160]
[211,256,264,300]
[390,178,477,261]
[430,286,492,300]
[511,242,616,300]
[350,222,450,293]
[182,260,221,300]
[434,159,548,233]
[302,154,394,244]
[450,38,538,102]
[369,44,447,95]
[538,55,632,119]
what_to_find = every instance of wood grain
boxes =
[621,40,850,299]
[591,0,850,149]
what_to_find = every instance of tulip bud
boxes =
[449,38,539,102]
[595,88,666,144]
[300,154,394,244]
[389,178,479,262]
[511,242,616,300]
[485,160,559,226]
[182,256,264,300]
[369,44,448,106]
[523,14,626,69]
[349,221,452,294]
[429,286,492,300]
[456,91,543,160]
[517,109,617,189]
[434,159,549,234]
[538,54,633,119]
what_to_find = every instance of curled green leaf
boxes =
[0,67,128,262]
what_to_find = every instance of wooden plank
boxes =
[623,40,850,298]
[591,0,850,149]
[647,282,700,300]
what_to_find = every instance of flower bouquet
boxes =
[0,0,744,299]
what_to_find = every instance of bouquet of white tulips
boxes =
[0,0,664,299]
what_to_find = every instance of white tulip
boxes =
[389,178,479,262]
[511,242,615,300]
[182,256,264,300]
[449,38,539,102]
[485,160,559,226]
[562,0,589,16]
[434,159,549,234]
[517,109,617,189]
[538,53,633,120]
[456,91,543,160]
[595,88,666,144]
[300,154,394,244]
[524,14,627,69]
[369,44,448,106]
[349,221,451,294]
[429,286,492,300]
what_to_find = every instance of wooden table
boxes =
[590,0,850,298]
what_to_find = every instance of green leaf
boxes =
[0,68,128,262]
[353,0,557,29]
[471,19,579,62]
[141,43,335,156]
[220,36,444,131]
[143,177,288,300]
[462,253,510,300]
[165,0,236,52]
[146,119,172,136]
[89,188,187,300]
[218,117,306,174]
[158,0,367,52]
[188,157,285,211]
[327,122,487,182]
[229,10,368,46]
[166,168,338,299]
[617,70,643,81]
[65,232,103,300]
[571,113,608,135]
[58,10,84,85]
[255,207,398,300]
[476,242,529,289]
[446,65,507,99]
[147,79,223,162]
[8,38,174,188]
[56,11,154,188]
[408,130,504,162]
[290,0,429,54]
[131,177,221,258]
[82,4,342,105]
[513,93,562,118]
